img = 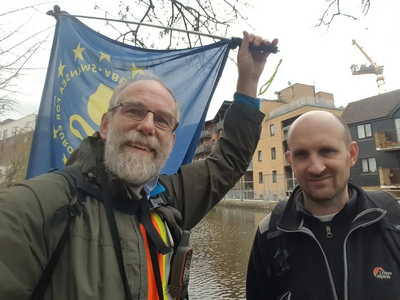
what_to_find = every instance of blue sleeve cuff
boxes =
[233,92,260,110]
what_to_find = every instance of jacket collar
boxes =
[277,180,386,231]
[65,131,103,176]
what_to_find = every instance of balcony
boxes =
[269,96,341,119]
[374,129,400,151]
[283,125,290,141]
[199,130,212,140]
[216,120,224,131]
[286,177,297,191]
[195,145,212,155]
[379,167,400,188]
[284,154,291,167]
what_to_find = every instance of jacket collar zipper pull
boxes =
[326,226,333,238]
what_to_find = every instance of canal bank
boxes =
[217,198,279,211]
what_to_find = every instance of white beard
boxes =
[104,125,173,187]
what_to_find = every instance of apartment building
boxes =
[0,114,37,190]
[193,100,255,197]
[193,101,232,162]
[341,90,400,199]
[253,83,344,201]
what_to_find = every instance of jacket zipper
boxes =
[277,226,339,300]
[326,226,333,238]
[342,208,386,300]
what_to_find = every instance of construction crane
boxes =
[350,39,386,94]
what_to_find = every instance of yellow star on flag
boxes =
[99,52,111,62]
[58,60,66,78]
[62,153,68,165]
[126,62,145,78]
[73,43,86,61]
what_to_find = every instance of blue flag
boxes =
[27,15,230,179]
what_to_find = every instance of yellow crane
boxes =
[350,39,386,94]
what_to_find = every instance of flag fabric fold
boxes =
[27,15,230,179]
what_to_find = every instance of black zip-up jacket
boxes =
[247,181,400,300]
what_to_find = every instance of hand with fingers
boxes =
[236,31,279,98]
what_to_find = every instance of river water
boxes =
[188,205,270,300]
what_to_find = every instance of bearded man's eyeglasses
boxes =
[108,102,179,131]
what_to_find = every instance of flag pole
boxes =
[46,5,279,53]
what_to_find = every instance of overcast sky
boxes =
[3,0,400,120]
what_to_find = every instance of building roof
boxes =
[210,100,232,123]
[341,89,400,125]
[0,119,14,125]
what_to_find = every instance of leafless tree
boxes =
[94,0,253,49]
[316,0,371,27]
[0,4,54,116]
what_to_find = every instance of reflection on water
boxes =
[189,205,270,300]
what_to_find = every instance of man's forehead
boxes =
[120,81,154,94]
[118,80,175,104]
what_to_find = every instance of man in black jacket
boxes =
[247,110,400,300]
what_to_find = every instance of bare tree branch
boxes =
[95,0,252,49]
[316,0,370,27]
[0,1,51,17]
[0,4,53,116]
[0,25,53,55]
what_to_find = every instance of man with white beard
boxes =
[0,31,278,300]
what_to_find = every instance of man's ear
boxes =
[99,113,109,140]
[349,141,359,167]
[172,133,176,147]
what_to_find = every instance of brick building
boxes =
[0,114,36,190]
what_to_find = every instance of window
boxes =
[11,141,15,150]
[357,124,372,139]
[272,170,277,183]
[3,130,7,139]
[11,126,17,137]
[271,147,276,160]
[259,172,263,183]
[270,124,275,136]
[361,158,377,173]
[258,150,262,162]
[212,139,215,146]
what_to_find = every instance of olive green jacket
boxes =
[0,102,264,300]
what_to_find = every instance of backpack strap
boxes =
[98,168,133,300]
[265,200,288,239]
[150,192,183,247]
[30,166,85,300]
[266,201,290,278]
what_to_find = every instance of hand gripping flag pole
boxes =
[46,5,279,54]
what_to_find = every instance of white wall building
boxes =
[0,114,37,141]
